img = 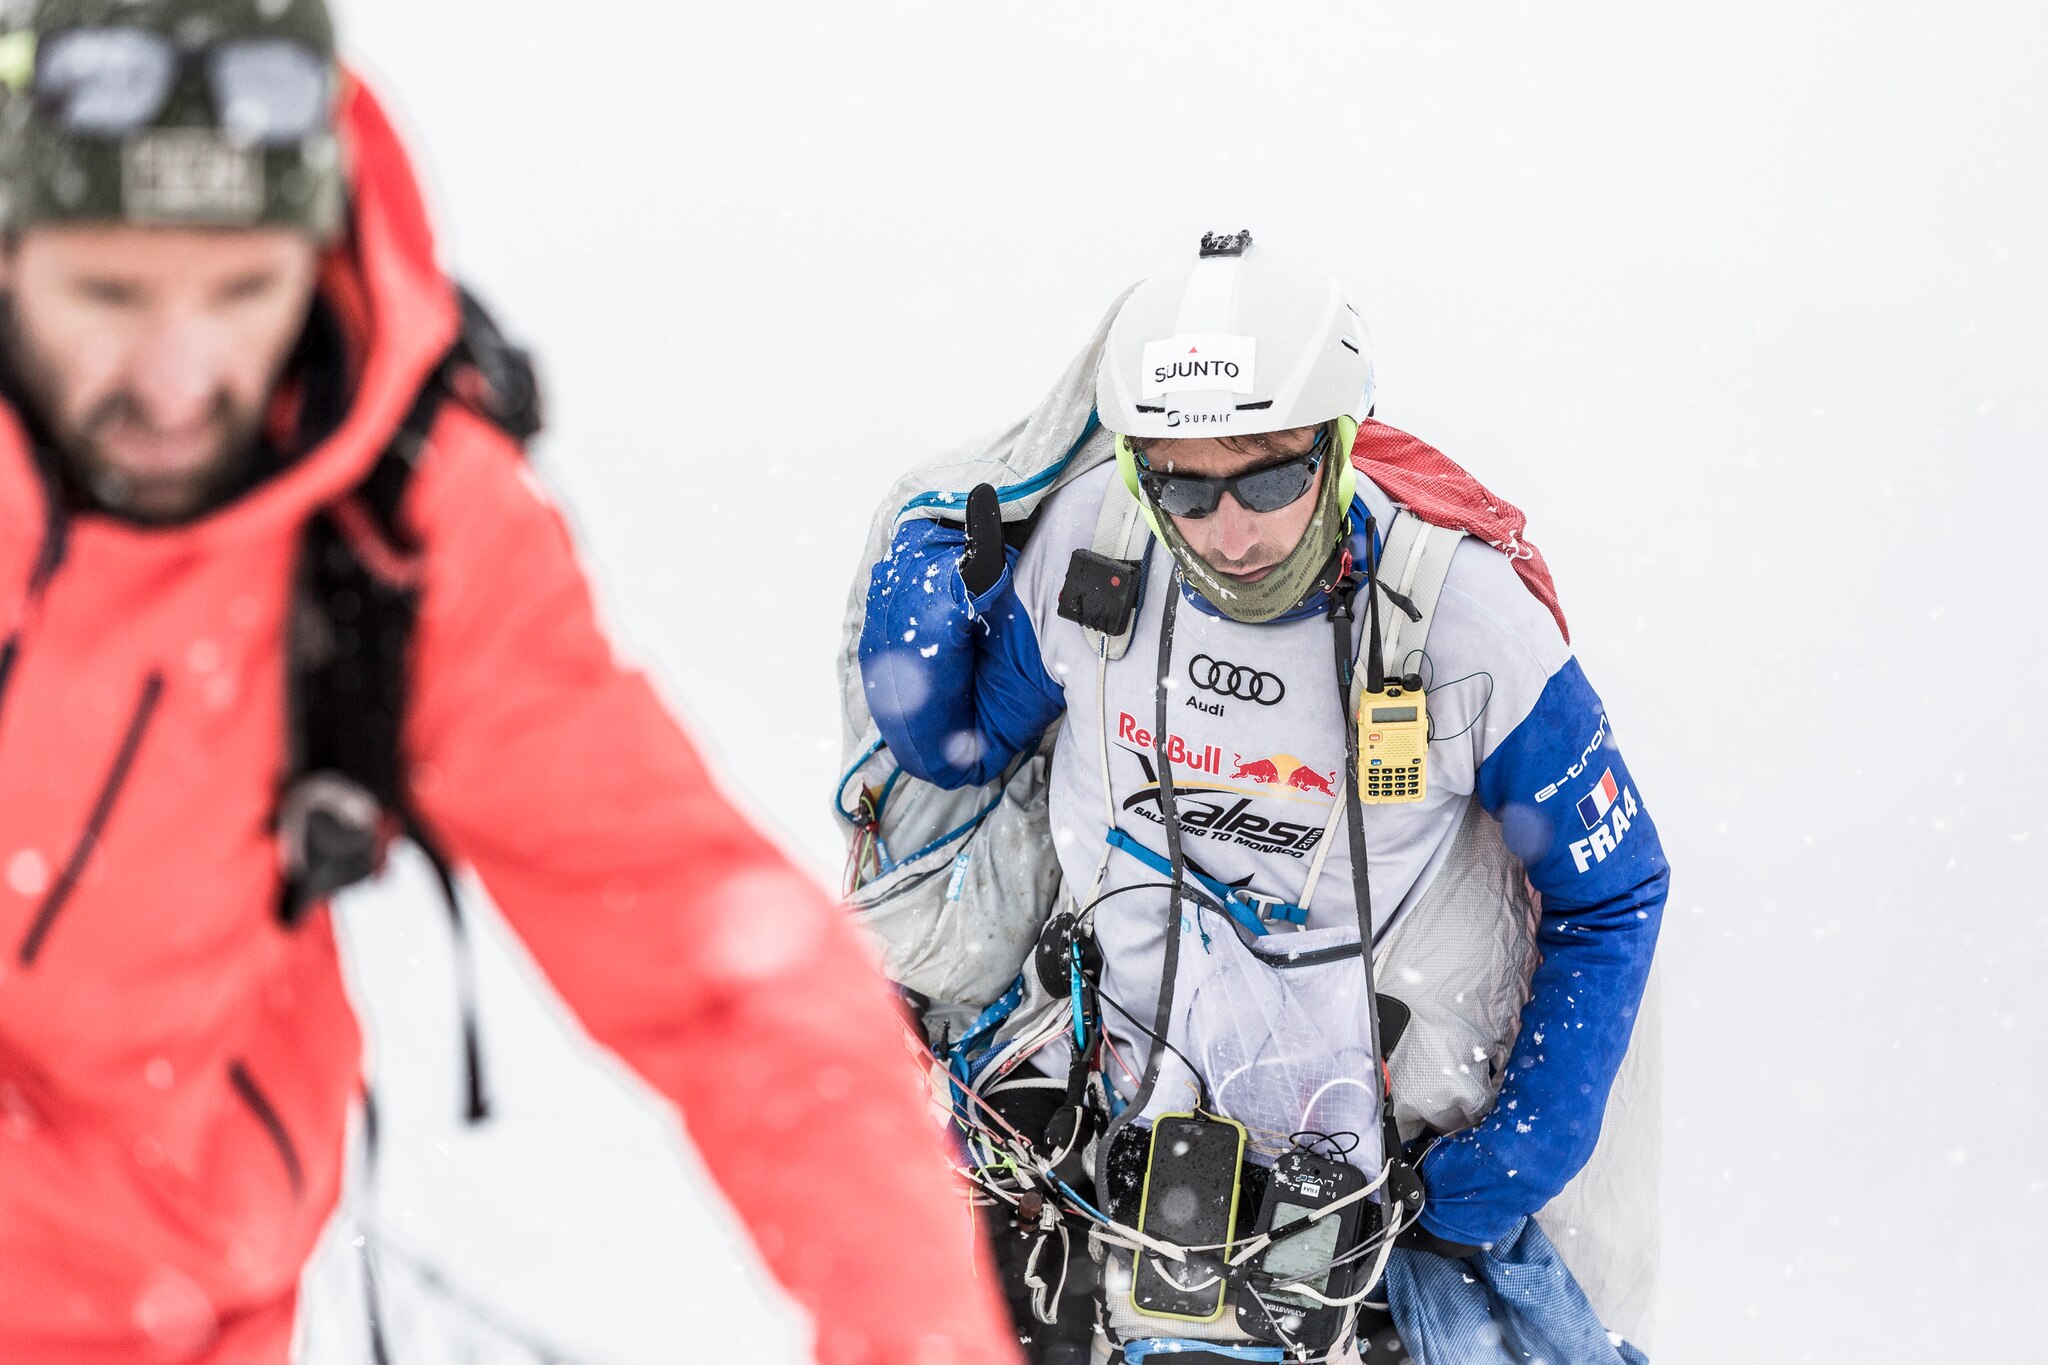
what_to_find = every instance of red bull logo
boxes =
[1114,712,1223,776]
[1232,756,1281,783]
[1288,766,1337,796]
[1232,753,1337,797]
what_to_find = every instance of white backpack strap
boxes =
[1293,775,1354,913]
[1080,484,1150,662]
[1296,512,1466,914]
[1082,486,1153,906]
[1375,511,1465,684]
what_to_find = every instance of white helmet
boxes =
[1095,231,1375,443]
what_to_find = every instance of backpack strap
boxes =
[444,284,545,444]
[276,382,442,926]
[277,281,543,1124]
[1292,511,1465,914]
[1373,511,1465,685]
[278,281,543,919]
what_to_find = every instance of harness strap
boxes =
[1375,512,1465,685]
[1330,527,1419,1202]
[1296,513,1462,913]
[1080,480,1151,661]
[1087,528,1155,908]
[1089,642,1118,907]
[1094,568,1198,1184]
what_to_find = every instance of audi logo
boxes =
[1188,654,1285,705]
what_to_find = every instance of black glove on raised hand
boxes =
[958,482,1005,598]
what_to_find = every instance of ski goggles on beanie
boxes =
[0,0,345,238]
[30,28,332,144]
[1122,422,1331,519]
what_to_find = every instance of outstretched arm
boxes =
[403,411,1019,1365]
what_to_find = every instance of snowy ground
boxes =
[306,3,2046,1362]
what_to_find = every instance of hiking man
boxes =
[0,3,1016,1361]
[854,234,1670,1360]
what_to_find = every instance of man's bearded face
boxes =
[0,224,319,524]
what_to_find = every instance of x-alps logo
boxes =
[1187,654,1284,715]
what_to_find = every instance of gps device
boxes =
[1057,549,1143,637]
[1235,1146,1371,1345]
[1131,1112,1247,1322]
[1357,683,1429,805]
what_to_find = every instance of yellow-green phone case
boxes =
[1130,1112,1248,1323]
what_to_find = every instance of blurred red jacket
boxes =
[0,80,1014,1365]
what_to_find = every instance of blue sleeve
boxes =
[856,517,1067,790]
[1418,657,1670,1247]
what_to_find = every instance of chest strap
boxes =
[1104,827,1306,937]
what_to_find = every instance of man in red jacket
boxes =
[0,3,1016,1362]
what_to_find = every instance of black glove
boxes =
[1396,1219,1486,1260]
[958,482,1005,597]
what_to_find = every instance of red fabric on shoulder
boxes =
[1351,419,1570,643]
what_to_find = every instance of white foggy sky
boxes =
[313,4,2047,1362]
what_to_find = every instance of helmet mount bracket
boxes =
[1198,228,1252,258]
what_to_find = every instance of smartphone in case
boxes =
[1131,1112,1247,1322]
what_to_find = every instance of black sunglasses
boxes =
[1131,424,1331,519]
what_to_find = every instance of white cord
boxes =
[970,1010,1071,1099]
[1024,1213,1071,1325]
[1058,1205,1190,1263]
[1299,1076,1378,1134]
[1140,1254,1223,1296]
[1269,1195,1408,1307]
[1078,1146,1396,1272]
[1241,1282,1309,1358]
[1095,646,1118,844]
[1280,1231,1397,1309]
[1225,1161,1393,1268]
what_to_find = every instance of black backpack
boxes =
[277,284,543,1122]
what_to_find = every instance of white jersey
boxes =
[1012,464,1571,1160]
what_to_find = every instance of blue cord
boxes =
[898,414,1101,516]
[1068,949,1088,1047]
[832,737,887,825]
[895,788,1006,870]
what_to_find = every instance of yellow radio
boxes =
[1357,684,1428,804]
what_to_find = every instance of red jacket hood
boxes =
[0,74,459,556]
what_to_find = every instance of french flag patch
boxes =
[1577,769,1620,829]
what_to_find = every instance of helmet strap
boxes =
[1334,414,1360,509]
[1113,431,1165,539]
